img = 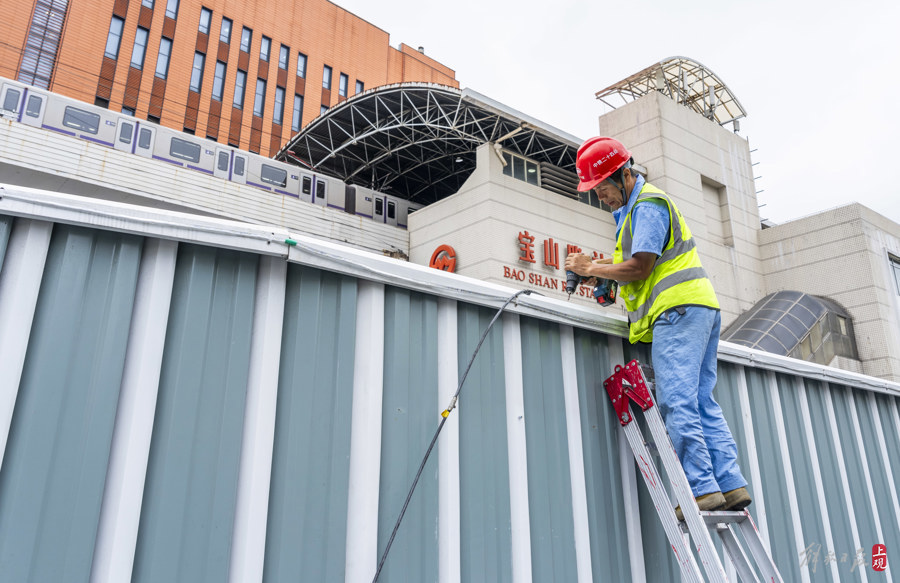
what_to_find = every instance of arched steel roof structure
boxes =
[595,56,747,127]
[276,83,583,204]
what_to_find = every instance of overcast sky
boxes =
[336,0,900,226]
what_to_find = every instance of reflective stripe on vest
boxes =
[627,266,709,323]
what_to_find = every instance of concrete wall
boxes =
[409,143,624,312]
[596,92,765,326]
[760,204,900,381]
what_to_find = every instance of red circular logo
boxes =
[429,245,457,273]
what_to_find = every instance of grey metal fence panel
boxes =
[376,287,441,582]
[0,215,11,270]
[457,303,513,583]
[519,317,578,582]
[804,380,858,574]
[869,392,900,550]
[572,328,632,582]
[263,265,358,582]
[0,224,142,582]
[132,244,258,583]
[743,368,803,580]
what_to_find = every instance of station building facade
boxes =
[1,0,457,157]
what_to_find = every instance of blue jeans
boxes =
[651,306,747,497]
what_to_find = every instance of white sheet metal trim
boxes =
[797,378,841,582]
[5,186,900,398]
[559,325,593,583]
[767,371,810,583]
[90,238,178,583]
[735,366,770,549]
[228,256,287,583]
[876,396,900,548]
[345,281,386,583]
[0,218,52,473]
[824,386,868,583]
[607,337,646,583]
[437,298,460,583]
[849,390,891,582]
[502,313,532,583]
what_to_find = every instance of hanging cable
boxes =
[371,288,534,583]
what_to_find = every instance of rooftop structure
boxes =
[595,56,747,130]
[278,83,582,203]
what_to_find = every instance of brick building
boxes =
[1,0,457,156]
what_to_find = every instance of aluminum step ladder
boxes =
[604,360,784,583]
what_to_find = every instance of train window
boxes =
[217,151,229,171]
[170,137,201,162]
[25,95,42,117]
[119,123,134,144]
[233,156,245,176]
[2,88,21,112]
[138,128,152,149]
[302,176,312,194]
[63,106,101,134]
[261,164,287,187]
[316,179,325,198]
[375,198,383,216]
[387,201,396,219]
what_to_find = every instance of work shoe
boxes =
[675,491,726,521]
[723,487,752,511]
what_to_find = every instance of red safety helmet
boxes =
[575,136,632,192]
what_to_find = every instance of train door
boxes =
[299,174,313,203]
[19,92,46,127]
[0,83,23,118]
[384,198,398,227]
[135,124,156,158]
[115,119,136,153]
[231,153,247,184]
[313,178,326,206]
[214,147,231,180]
[373,194,385,223]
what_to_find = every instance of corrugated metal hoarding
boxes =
[0,186,898,582]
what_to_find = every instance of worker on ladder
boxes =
[564,136,751,520]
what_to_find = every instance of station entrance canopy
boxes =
[277,84,582,204]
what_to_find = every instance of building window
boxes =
[322,65,332,89]
[233,69,246,108]
[220,17,232,43]
[296,52,307,77]
[104,16,124,59]
[501,151,539,186]
[253,78,266,117]
[273,86,284,125]
[355,80,364,94]
[212,61,226,100]
[142,0,153,7]
[17,0,70,89]
[278,44,289,69]
[260,36,270,61]
[240,26,251,52]
[291,94,303,131]
[121,105,135,115]
[338,73,348,97]
[155,37,172,79]
[130,27,149,69]
[891,255,900,295]
[320,105,327,115]
[198,7,211,33]
[164,0,178,19]
[189,52,205,92]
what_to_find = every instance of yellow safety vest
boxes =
[613,182,719,344]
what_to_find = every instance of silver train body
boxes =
[0,77,421,228]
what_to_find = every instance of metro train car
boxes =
[0,77,422,229]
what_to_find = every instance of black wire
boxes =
[371,288,533,583]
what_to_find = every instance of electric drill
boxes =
[565,270,618,306]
